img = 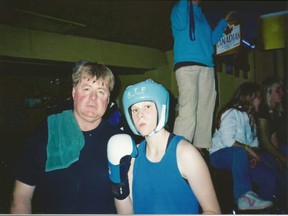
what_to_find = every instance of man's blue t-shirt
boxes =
[14,118,122,214]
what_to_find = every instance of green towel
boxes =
[46,110,84,172]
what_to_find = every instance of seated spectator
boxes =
[209,82,275,211]
[258,77,287,169]
[258,77,287,211]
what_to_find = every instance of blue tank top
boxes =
[132,134,199,214]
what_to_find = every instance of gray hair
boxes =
[72,61,115,92]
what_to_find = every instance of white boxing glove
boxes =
[107,134,137,199]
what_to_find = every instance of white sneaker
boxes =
[238,191,273,210]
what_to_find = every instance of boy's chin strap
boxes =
[145,130,158,138]
[144,105,166,137]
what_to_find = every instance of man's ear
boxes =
[72,87,75,98]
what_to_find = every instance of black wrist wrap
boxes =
[111,178,129,200]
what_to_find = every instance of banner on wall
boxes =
[216,20,241,56]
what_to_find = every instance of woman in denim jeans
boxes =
[209,82,275,211]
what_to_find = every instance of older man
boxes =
[10,62,125,213]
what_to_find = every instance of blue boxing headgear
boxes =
[122,79,170,136]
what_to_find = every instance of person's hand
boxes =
[225,11,237,21]
[247,147,261,162]
[249,156,258,168]
[107,134,138,200]
[247,147,260,168]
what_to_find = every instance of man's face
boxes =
[72,76,110,127]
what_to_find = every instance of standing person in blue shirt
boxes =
[171,0,235,151]
[108,79,220,214]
